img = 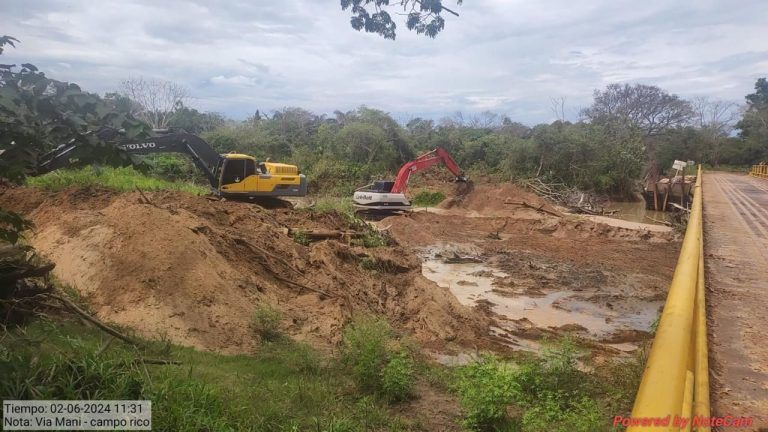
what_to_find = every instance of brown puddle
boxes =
[421,247,661,353]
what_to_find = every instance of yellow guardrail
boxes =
[627,165,710,431]
[751,163,768,179]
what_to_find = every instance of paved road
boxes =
[704,172,768,429]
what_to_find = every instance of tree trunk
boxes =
[643,139,660,190]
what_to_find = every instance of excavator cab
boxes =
[214,154,307,197]
[357,181,396,194]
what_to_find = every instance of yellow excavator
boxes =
[37,128,307,199]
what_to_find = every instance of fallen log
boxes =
[285,228,366,240]
[48,294,139,346]
[135,186,161,209]
[504,200,563,218]
[644,215,673,226]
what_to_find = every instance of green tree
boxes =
[340,0,463,39]
[0,36,150,182]
[265,107,323,152]
[169,106,227,134]
[736,78,768,163]
[0,35,150,245]
[202,123,291,160]
[337,122,391,168]
[582,83,693,184]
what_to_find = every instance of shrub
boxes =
[353,229,389,248]
[144,154,202,183]
[534,337,584,397]
[381,350,415,402]
[452,356,520,430]
[341,316,392,391]
[411,190,446,207]
[1,318,411,431]
[291,230,311,246]
[358,257,394,273]
[452,338,607,431]
[252,305,283,342]
[521,394,604,432]
[592,346,648,416]
[341,316,414,402]
[313,197,356,219]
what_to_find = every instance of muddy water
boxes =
[605,201,670,225]
[422,257,660,350]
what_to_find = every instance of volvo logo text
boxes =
[119,142,157,150]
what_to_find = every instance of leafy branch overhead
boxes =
[0,36,151,182]
[340,0,463,39]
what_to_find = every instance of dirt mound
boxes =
[440,182,554,218]
[0,187,488,354]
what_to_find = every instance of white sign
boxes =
[672,160,687,171]
[3,400,151,430]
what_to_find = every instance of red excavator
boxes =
[352,147,467,212]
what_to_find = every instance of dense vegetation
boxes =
[1,315,645,431]
[180,81,767,199]
[3,35,766,203]
[0,317,421,431]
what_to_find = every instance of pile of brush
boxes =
[524,178,608,215]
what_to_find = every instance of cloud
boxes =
[209,75,262,87]
[1,0,766,125]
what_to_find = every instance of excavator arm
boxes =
[37,128,221,189]
[36,127,308,198]
[390,147,466,194]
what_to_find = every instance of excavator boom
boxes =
[36,127,307,198]
[391,147,465,194]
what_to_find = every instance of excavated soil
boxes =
[0,186,488,354]
[2,179,681,358]
[381,182,681,355]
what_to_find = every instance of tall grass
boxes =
[0,318,418,431]
[26,166,208,194]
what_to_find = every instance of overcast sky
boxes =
[2,0,767,124]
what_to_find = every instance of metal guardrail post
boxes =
[628,165,709,431]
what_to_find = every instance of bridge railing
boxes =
[628,165,710,431]
[751,163,768,179]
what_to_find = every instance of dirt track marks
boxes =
[704,172,768,427]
